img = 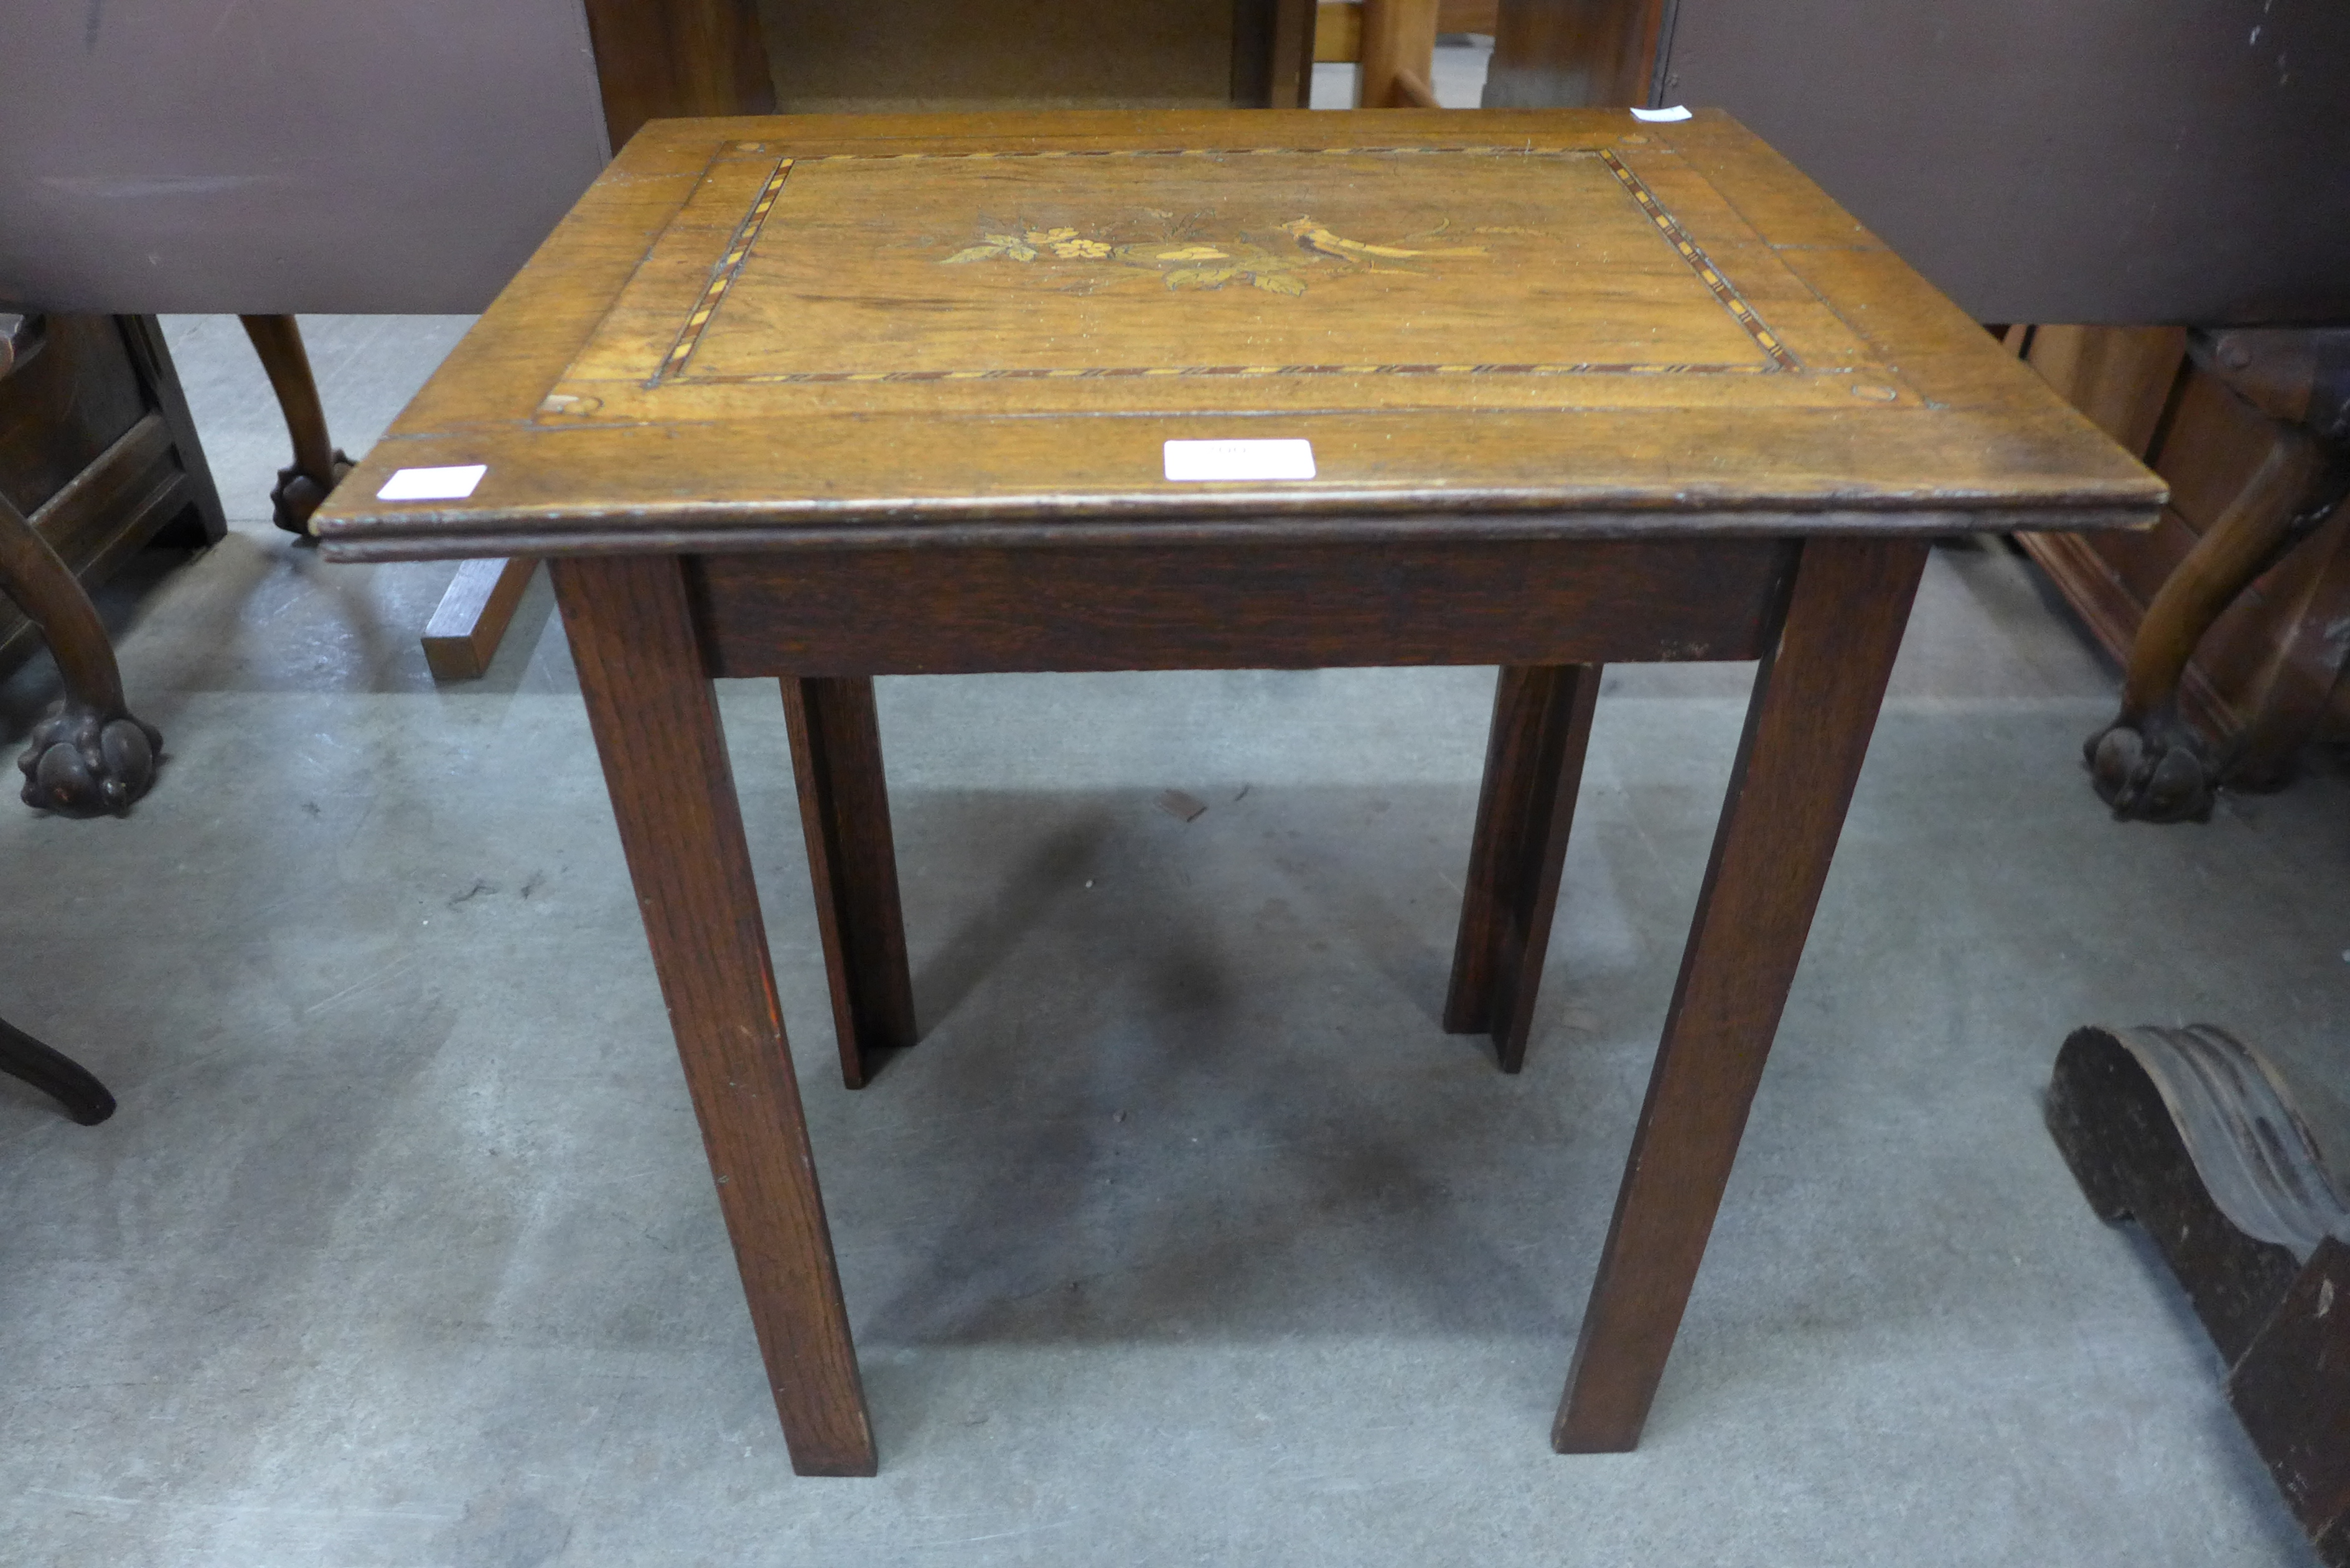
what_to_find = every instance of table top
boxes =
[317,110,2163,561]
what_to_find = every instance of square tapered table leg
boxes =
[554,556,877,1477]
[1553,536,1928,1452]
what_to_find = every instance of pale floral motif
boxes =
[939,214,1485,295]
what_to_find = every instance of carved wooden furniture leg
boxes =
[781,676,916,1090]
[551,554,876,1477]
[0,490,162,815]
[2086,328,2350,822]
[238,314,352,536]
[1445,661,1600,1072]
[1553,536,1926,1452]
[0,1012,118,1126]
[2048,1025,2350,1565]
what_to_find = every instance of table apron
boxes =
[686,536,1801,676]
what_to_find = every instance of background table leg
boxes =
[552,556,876,1478]
[782,676,917,1090]
[1444,663,1601,1073]
[1552,537,1927,1454]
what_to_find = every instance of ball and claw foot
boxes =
[17,701,162,816]
[2086,703,2216,823]
[270,450,353,536]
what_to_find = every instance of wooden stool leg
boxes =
[237,315,352,536]
[423,557,540,681]
[1552,536,1926,1454]
[552,556,876,1477]
[782,676,917,1090]
[1444,662,1600,1073]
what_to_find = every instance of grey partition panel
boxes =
[1494,0,2350,326]
[0,0,612,314]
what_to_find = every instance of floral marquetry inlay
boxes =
[940,217,1491,296]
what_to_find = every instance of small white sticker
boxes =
[1163,439,1316,482]
[377,464,487,502]
[1630,105,1693,123]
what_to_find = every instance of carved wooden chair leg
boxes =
[0,490,162,814]
[0,1012,117,1125]
[238,314,352,536]
[2086,328,2350,822]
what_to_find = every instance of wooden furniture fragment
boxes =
[1354,0,1443,108]
[316,108,2159,1476]
[2049,1024,2350,1567]
[237,315,355,537]
[0,312,221,721]
[1445,661,1599,1072]
[782,676,916,1090]
[1319,0,1498,62]
[754,0,1316,114]
[1485,0,1669,110]
[1316,0,1497,108]
[583,0,777,152]
[0,488,163,815]
[0,1012,116,1126]
[2014,325,2350,821]
[0,314,223,671]
[420,558,543,681]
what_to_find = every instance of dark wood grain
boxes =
[1486,0,1669,109]
[2046,1025,2311,1365]
[1444,662,1599,1071]
[582,0,775,152]
[1552,533,1927,1452]
[2232,1238,2350,1567]
[760,0,1240,114]
[1255,0,1319,108]
[0,315,147,520]
[115,315,225,546]
[781,676,917,1089]
[691,538,1791,676]
[2047,1024,2350,1566]
[550,553,874,1477]
[0,316,222,671]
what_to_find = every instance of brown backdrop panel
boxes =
[757,0,1242,113]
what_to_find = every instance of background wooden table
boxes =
[318,108,2160,1477]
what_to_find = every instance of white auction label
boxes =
[1163,439,1316,482]
[377,464,487,502]
[1629,105,1693,123]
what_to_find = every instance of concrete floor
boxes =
[7,65,2349,1568]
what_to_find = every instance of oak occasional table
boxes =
[316,109,2161,1477]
